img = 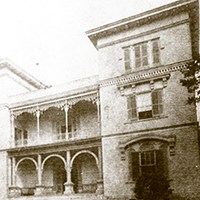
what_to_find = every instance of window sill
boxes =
[124,115,168,124]
[123,64,162,75]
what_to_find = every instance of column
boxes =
[9,157,21,197]
[10,112,15,147]
[36,109,40,143]
[96,146,104,194]
[12,157,16,186]
[64,104,69,140]
[64,150,74,194]
[96,93,101,136]
[8,157,12,187]
[35,154,44,196]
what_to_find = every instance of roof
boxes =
[86,0,198,47]
[0,58,49,90]
[8,75,99,108]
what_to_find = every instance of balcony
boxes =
[12,99,100,148]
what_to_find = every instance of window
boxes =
[15,128,28,146]
[129,150,165,180]
[123,39,160,71]
[54,122,66,140]
[127,89,163,120]
[135,42,148,68]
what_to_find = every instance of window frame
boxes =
[127,89,163,121]
[123,38,160,72]
[129,149,166,181]
[14,128,28,146]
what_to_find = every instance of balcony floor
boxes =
[8,193,105,200]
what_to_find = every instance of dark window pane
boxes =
[142,56,148,66]
[138,110,152,119]
[135,46,140,58]
[135,58,141,68]
[127,96,137,119]
[152,90,163,116]
[61,125,66,133]
[153,53,160,64]
[152,40,160,64]
[142,43,148,56]
[124,48,131,71]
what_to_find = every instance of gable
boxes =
[0,59,48,101]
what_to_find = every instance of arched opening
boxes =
[127,139,169,181]
[16,159,37,196]
[42,156,66,194]
[71,153,98,193]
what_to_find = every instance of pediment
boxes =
[0,59,48,99]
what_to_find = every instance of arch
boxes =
[70,150,98,168]
[15,157,38,171]
[119,133,176,160]
[41,154,66,170]
[124,136,174,149]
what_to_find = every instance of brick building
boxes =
[0,0,199,199]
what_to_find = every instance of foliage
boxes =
[134,174,172,200]
[180,59,200,104]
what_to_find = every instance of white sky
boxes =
[0,0,175,86]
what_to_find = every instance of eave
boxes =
[86,0,198,48]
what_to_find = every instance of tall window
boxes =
[54,122,66,140]
[15,128,28,146]
[135,42,148,68]
[127,89,163,120]
[123,39,160,71]
[129,149,165,180]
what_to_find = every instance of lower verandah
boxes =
[8,146,103,197]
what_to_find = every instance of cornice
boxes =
[86,0,197,48]
[99,61,189,88]
[97,19,189,49]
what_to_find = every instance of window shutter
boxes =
[156,150,165,176]
[127,95,137,120]
[152,89,163,116]
[131,152,140,180]
[135,46,141,68]
[152,40,160,64]
[141,43,148,66]
[124,48,131,71]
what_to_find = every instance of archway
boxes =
[71,152,98,193]
[42,156,66,194]
[16,159,37,196]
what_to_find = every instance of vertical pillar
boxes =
[37,154,42,185]
[64,150,74,194]
[8,157,12,187]
[12,157,16,186]
[10,112,15,147]
[35,154,44,196]
[96,146,104,194]
[64,104,69,140]
[9,157,21,197]
[96,92,101,136]
[36,109,40,143]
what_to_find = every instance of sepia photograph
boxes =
[0,0,199,199]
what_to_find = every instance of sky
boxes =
[0,0,175,86]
